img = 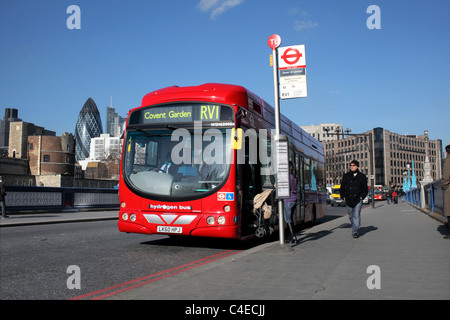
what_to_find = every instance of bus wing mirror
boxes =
[231,128,243,150]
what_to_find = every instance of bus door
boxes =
[295,154,305,222]
[237,129,262,236]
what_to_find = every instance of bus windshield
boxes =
[122,127,231,200]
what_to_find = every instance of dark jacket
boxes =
[340,169,368,208]
[0,181,6,202]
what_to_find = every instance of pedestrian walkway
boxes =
[109,202,450,300]
[0,209,118,227]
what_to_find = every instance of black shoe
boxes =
[285,234,297,244]
[352,233,359,238]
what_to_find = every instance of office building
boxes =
[301,123,343,142]
[106,106,126,137]
[322,127,443,189]
[89,133,122,161]
[74,98,103,162]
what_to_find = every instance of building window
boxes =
[43,155,50,162]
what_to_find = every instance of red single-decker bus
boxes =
[118,83,326,239]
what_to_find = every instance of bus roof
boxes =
[139,83,254,109]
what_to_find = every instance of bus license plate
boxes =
[157,226,182,234]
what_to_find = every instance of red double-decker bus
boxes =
[118,83,326,239]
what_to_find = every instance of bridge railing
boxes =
[4,186,119,212]
[405,180,446,223]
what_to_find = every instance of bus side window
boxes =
[296,154,304,202]
[304,158,311,191]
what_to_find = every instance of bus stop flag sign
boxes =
[267,34,281,49]
[278,45,307,99]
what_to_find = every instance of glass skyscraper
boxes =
[75,98,103,161]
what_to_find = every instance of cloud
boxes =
[198,0,220,11]
[288,7,307,17]
[198,0,244,19]
[294,20,319,31]
[289,7,318,31]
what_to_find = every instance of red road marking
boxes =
[69,249,242,300]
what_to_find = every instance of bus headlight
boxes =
[130,213,136,222]
[121,202,126,208]
[223,205,231,212]
[122,212,128,221]
[217,216,226,225]
[206,216,215,225]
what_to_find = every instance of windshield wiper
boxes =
[134,128,153,137]
[133,128,171,137]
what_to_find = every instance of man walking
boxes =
[340,160,368,238]
[0,176,8,219]
[442,145,450,239]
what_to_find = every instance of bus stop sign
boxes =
[267,34,281,49]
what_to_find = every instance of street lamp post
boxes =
[406,163,411,191]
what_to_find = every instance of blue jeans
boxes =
[283,201,295,224]
[346,200,362,235]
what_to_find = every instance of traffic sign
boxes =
[280,47,302,65]
[278,45,307,99]
[267,34,281,50]
[278,45,306,70]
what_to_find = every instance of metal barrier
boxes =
[406,187,421,207]
[405,180,445,222]
[422,180,444,214]
[4,186,119,212]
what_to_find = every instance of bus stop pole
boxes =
[272,46,285,245]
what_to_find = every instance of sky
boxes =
[1,0,449,146]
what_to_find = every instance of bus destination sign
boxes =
[137,104,233,125]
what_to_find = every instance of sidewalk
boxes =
[109,202,450,300]
[0,209,118,227]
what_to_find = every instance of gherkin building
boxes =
[75,98,103,161]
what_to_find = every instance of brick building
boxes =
[28,133,75,176]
